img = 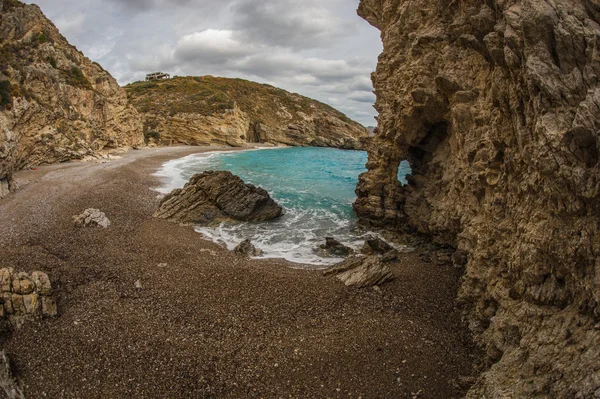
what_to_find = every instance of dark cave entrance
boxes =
[406,121,449,179]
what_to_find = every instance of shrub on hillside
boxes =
[144,131,161,144]
[63,66,92,90]
[0,80,12,110]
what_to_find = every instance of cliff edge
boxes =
[0,0,143,198]
[125,76,368,149]
[355,0,600,397]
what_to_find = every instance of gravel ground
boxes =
[0,146,478,398]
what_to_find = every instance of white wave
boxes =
[151,147,410,267]
[152,147,276,194]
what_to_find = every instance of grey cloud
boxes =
[26,0,381,126]
[230,0,350,50]
[348,91,376,103]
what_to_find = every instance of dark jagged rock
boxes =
[234,239,263,257]
[360,236,393,255]
[154,171,283,225]
[324,256,394,288]
[356,0,600,397]
[316,237,354,258]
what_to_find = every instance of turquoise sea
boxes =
[154,147,411,267]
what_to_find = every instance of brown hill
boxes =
[125,76,368,149]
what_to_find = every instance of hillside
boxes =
[125,76,368,149]
[0,0,143,198]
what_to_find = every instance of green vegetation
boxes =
[47,56,57,68]
[124,75,359,125]
[144,131,161,144]
[0,80,12,110]
[62,66,92,90]
[31,32,49,45]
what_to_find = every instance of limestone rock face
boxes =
[125,76,368,150]
[154,171,283,225]
[324,256,394,288]
[0,1,143,198]
[356,0,600,396]
[0,268,57,328]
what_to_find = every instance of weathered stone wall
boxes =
[355,0,600,396]
[0,1,143,198]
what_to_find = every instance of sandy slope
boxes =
[0,146,477,398]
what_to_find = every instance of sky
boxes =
[25,0,382,126]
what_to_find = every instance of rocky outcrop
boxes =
[0,0,143,198]
[154,171,283,225]
[125,76,368,149]
[315,237,354,258]
[72,208,111,228]
[360,236,393,256]
[356,0,600,397]
[0,351,25,399]
[324,256,394,288]
[234,239,263,257]
[0,268,57,329]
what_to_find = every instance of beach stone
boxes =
[73,208,111,228]
[324,256,394,288]
[316,237,354,258]
[154,171,283,225]
[234,239,263,257]
[0,268,57,327]
[361,236,393,255]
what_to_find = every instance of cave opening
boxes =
[396,121,449,188]
[407,121,449,177]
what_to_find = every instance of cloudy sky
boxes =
[25,0,382,126]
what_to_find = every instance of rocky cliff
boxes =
[0,0,143,198]
[125,76,367,149]
[355,0,600,397]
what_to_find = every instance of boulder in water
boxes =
[316,237,354,257]
[154,171,283,225]
[324,256,394,288]
[234,239,263,257]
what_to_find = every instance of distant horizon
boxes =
[26,0,382,126]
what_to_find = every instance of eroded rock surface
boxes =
[0,351,25,399]
[73,208,111,228]
[154,171,283,225]
[356,0,600,397]
[0,268,57,328]
[324,256,394,288]
[0,1,143,199]
[316,237,354,258]
[234,239,263,257]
